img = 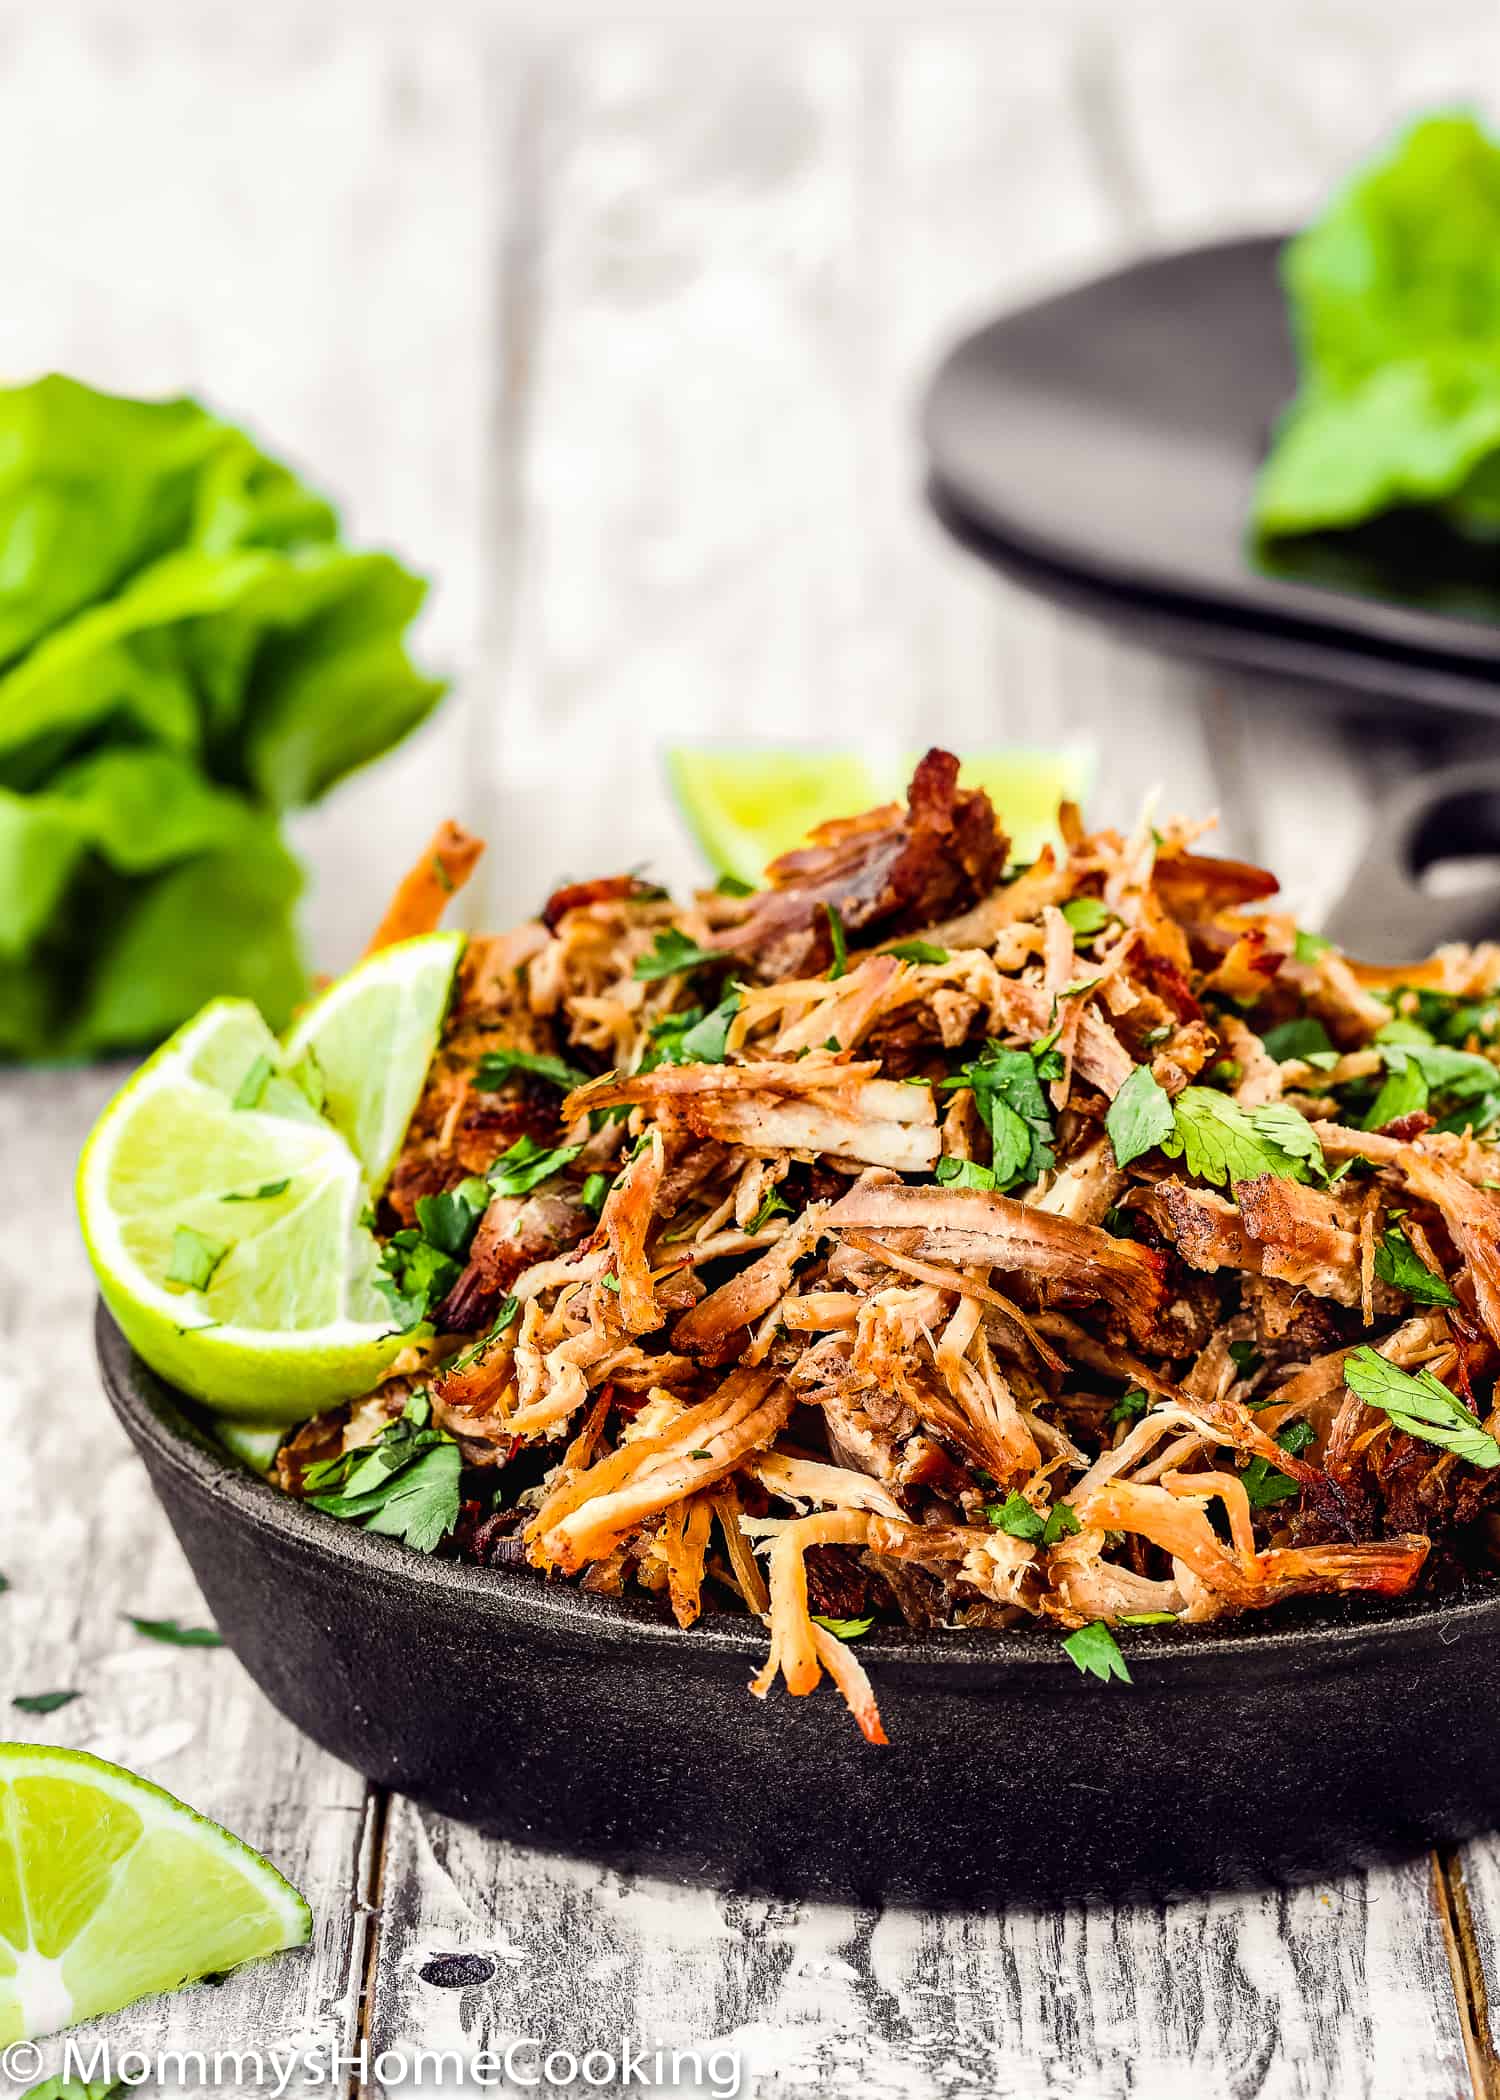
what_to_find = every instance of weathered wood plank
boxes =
[366,1803,1472,2100]
[0,1073,374,2095]
[0,10,495,973]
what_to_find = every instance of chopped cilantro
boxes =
[1261,1016,1336,1063]
[474,1047,589,1092]
[1227,1339,1263,1376]
[811,1614,874,1639]
[1344,1346,1500,1468]
[1117,1610,1178,1626]
[488,1134,585,1198]
[305,1403,463,1553]
[936,1155,999,1193]
[432,855,455,893]
[414,1177,492,1259]
[941,1039,1055,1187]
[124,1616,224,1647]
[714,871,756,897]
[1242,1419,1315,1511]
[232,1053,273,1110]
[1061,1623,1132,1684]
[1293,928,1333,962]
[1105,1062,1174,1168]
[1061,896,1114,938]
[633,927,724,981]
[1042,1499,1081,1545]
[580,1171,613,1217]
[986,1491,1044,1540]
[166,1225,227,1293]
[679,988,741,1064]
[13,1690,80,1714]
[1374,1224,1459,1307]
[220,1179,290,1202]
[1108,1386,1150,1428]
[825,902,849,979]
[883,940,950,964]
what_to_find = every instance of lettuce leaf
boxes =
[0,376,446,1060]
[1254,112,1500,537]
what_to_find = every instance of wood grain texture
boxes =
[0,1074,374,2096]
[0,10,496,974]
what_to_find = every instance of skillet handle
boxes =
[1321,763,1500,963]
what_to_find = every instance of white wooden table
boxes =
[6,6,1500,2094]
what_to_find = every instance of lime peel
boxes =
[0,1743,309,2043]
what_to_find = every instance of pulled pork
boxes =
[279,750,1500,1742]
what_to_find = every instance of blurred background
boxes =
[5,0,1499,977]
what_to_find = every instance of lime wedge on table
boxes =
[283,931,463,1189]
[78,1000,404,1421]
[0,1744,309,2042]
[666,746,1094,886]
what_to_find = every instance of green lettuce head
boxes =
[0,377,445,1059]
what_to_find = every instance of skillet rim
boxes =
[96,1302,1500,1687]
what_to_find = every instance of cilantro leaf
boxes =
[1241,1419,1314,1510]
[678,988,741,1064]
[166,1225,228,1292]
[986,1490,1044,1540]
[1061,1623,1132,1685]
[941,1040,1055,1186]
[474,1047,589,1092]
[714,871,756,897]
[633,927,724,981]
[1061,897,1114,938]
[1161,1087,1318,1189]
[13,1690,80,1714]
[1042,1499,1081,1545]
[124,1616,224,1647]
[1108,1386,1150,1428]
[825,903,849,979]
[1117,1610,1178,1626]
[1293,928,1333,963]
[811,1614,874,1639]
[1261,1016,1336,1062]
[580,1171,612,1217]
[883,940,950,964]
[307,1422,463,1553]
[414,1177,491,1260]
[232,1053,274,1110]
[220,1179,291,1202]
[487,1134,584,1198]
[1363,1054,1428,1131]
[936,1155,1000,1193]
[1344,1345,1500,1468]
[375,1231,460,1329]
[1105,1062,1174,1168]
[1374,1224,1460,1307]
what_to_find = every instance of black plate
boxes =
[98,1307,1500,1904]
[923,233,1500,684]
[929,482,1500,720]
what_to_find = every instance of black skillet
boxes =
[98,1308,1500,1904]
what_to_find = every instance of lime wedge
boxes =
[282,931,462,1191]
[666,746,1094,887]
[77,1000,407,1420]
[0,1744,309,2042]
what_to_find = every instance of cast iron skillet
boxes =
[98,1306,1500,1905]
